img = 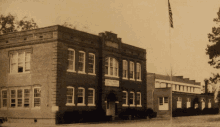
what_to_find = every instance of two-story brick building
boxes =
[0,25,146,124]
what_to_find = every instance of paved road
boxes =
[2,115,220,127]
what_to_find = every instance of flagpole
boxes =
[168,0,173,124]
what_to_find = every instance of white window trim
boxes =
[122,91,128,107]
[1,89,8,110]
[122,60,128,79]
[136,63,141,81]
[105,57,119,78]
[77,87,85,106]
[66,86,75,106]
[78,51,86,74]
[136,92,142,107]
[177,97,182,108]
[67,48,76,72]
[129,61,135,80]
[159,97,169,110]
[129,91,135,107]
[10,51,31,74]
[33,87,41,109]
[88,53,96,75]
[88,88,95,106]
[186,98,191,108]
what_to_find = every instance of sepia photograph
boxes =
[1,0,220,126]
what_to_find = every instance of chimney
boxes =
[204,79,209,94]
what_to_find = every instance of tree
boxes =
[0,13,38,35]
[61,21,89,32]
[206,8,220,101]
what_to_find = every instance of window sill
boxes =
[122,78,128,80]
[0,108,7,110]
[88,73,96,76]
[136,80,142,82]
[129,79,135,81]
[78,72,86,74]
[105,75,119,79]
[66,104,75,106]
[130,105,135,107]
[88,104,96,106]
[9,72,30,75]
[8,107,30,110]
[77,104,86,106]
[122,104,129,107]
[67,70,76,73]
[137,105,142,107]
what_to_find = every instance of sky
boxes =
[1,0,220,86]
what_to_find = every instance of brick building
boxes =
[0,25,146,124]
[147,73,217,118]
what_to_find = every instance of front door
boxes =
[106,101,115,117]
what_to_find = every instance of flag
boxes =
[168,0,173,28]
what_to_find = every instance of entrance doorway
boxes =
[106,92,118,119]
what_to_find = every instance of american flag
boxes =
[168,0,173,28]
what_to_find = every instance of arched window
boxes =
[105,57,119,77]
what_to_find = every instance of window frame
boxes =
[10,51,31,74]
[1,89,7,109]
[122,60,128,79]
[177,97,182,108]
[33,87,41,109]
[88,53,95,75]
[78,51,86,73]
[129,91,135,107]
[136,92,141,107]
[66,86,75,106]
[158,97,169,110]
[129,61,134,80]
[136,63,141,81]
[67,48,76,72]
[208,99,211,108]
[105,57,119,77]
[186,98,191,108]
[77,87,85,106]
[88,88,95,106]
[122,91,128,106]
[10,90,16,108]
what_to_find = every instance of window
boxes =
[10,90,16,108]
[2,90,7,107]
[105,57,118,77]
[136,92,141,106]
[122,91,128,106]
[34,88,41,108]
[177,97,182,108]
[201,99,205,110]
[77,87,85,106]
[129,91,135,106]
[179,85,181,91]
[88,88,95,106]
[155,81,160,88]
[176,85,178,91]
[24,89,30,107]
[88,53,95,74]
[187,86,190,92]
[186,98,191,108]
[8,89,30,108]
[122,60,128,79]
[17,89,22,107]
[161,82,166,88]
[78,51,85,73]
[67,48,75,72]
[136,63,141,80]
[159,97,169,110]
[10,51,31,73]
[172,84,175,91]
[208,99,211,108]
[66,87,74,106]
[129,61,134,80]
